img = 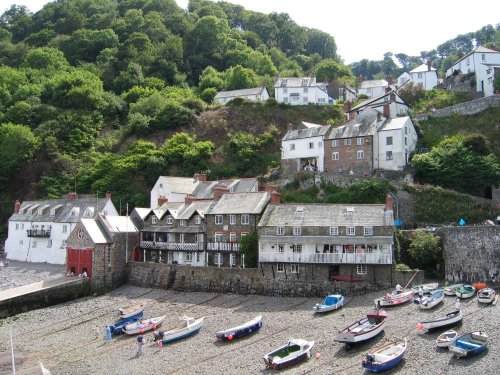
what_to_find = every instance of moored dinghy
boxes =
[263,339,314,370]
[215,315,262,341]
[118,302,147,319]
[108,311,144,336]
[443,284,463,296]
[420,309,463,331]
[418,289,444,309]
[335,309,387,345]
[122,315,166,335]
[412,283,439,294]
[362,338,407,373]
[153,316,204,344]
[436,330,458,348]
[374,290,413,307]
[477,288,496,304]
[313,294,344,313]
[449,331,488,358]
[455,285,476,299]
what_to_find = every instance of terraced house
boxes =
[257,195,396,282]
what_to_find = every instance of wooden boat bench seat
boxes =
[456,340,482,350]
[471,333,487,342]
[373,352,397,362]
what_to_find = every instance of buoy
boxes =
[152,325,157,330]
[417,323,423,331]
[315,353,321,359]
[157,340,163,348]
[139,328,145,333]
[228,335,233,341]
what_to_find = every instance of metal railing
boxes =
[26,229,51,238]
[140,241,204,251]
[259,252,392,264]
[206,242,240,251]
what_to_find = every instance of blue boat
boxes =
[313,294,344,313]
[153,316,204,345]
[108,311,144,336]
[449,331,488,358]
[215,315,262,341]
[362,338,407,373]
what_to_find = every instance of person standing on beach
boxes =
[104,326,112,343]
[418,286,424,300]
[395,284,402,294]
[455,298,461,310]
[136,335,144,356]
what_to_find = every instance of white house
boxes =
[397,72,411,87]
[274,76,332,105]
[346,89,409,120]
[281,123,331,172]
[214,87,269,104]
[376,116,418,171]
[358,80,388,98]
[445,46,500,97]
[5,192,118,264]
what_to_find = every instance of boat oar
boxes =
[404,270,419,290]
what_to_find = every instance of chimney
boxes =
[266,183,278,193]
[383,104,390,119]
[343,101,351,112]
[427,60,432,71]
[270,191,281,205]
[386,74,393,85]
[184,194,195,205]
[385,194,394,211]
[67,192,78,201]
[348,112,356,121]
[193,173,207,182]
[105,191,111,199]
[157,195,168,207]
[14,199,21,214]
[213,185,230,200]
[356,75,364,83]
[385,86,391,94]
[286,123,294,132]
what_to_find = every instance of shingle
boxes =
[209,192,270,214]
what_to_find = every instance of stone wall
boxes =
[126,262,423,298]
[438,226,500,283]
[415,95,500,121]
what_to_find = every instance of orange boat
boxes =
[472,282,487,290]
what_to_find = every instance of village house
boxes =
[65,213,138,289]
[205,190,271,268]
[150,173,259,208]
[257,195,395,282]
[274,76,332,105]
[358,79,388,98]
[5,192,118,264]
[214,87,269,104]
[327,79,357,102]
[138,198,215,266]
[281,122,330,173]
[397,61,439,90]
[345,88,409,120]
[445,46,500,97]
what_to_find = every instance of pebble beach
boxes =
[0,262,498,375]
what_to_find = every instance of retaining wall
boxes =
[415,95,500,121]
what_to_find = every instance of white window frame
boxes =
[214,233,223,243]
[364,226,373,235]
[293,227,302,236]
[357,150,364,159]
[292,244,302,253]
[277,244,285,253]
[386,151,393,160]
[291,264,299,274]
[308,142,314,149]
[180,219,187,227]
[185,251,193,262]
[215,215,223,225]
[241,214,249,225]
[289,143,295,151]
[332,152,339,161]
[386,136,393,145]
[47,239,52,248]
[344,139,352,146]
[277,227,285,236]
[61,240,66,249]
[229,214,236,225]
[329,226,339,236]
[357,265,367,275]
[229,232,237,242]
[241,232,249,238]
[152,216,157,224]
[277,263,285,272]
[332,139,339,148]
[215,253,222,267]
[167,215,173,224]
[347,227,355,236]
[229,253,237,266]
[32,240,37,248]
[195,215,201,225]
[62,225,67,234]
[15,223,19,230]
[357,137,365,145]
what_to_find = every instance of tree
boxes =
[407,230,442,270]
[306,29,336,59]
[0,5,32,42]
[315,59,354,83]
[224,65,257,90]
[22,47,69,72]
[239,231,259,268]
[198,66,224,91]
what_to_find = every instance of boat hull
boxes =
[455,285,475,299]
[336,321,386,344]
[216,316,262,341]
[375,291,413,307]
[123,315,166,335]
[477,288,495,304]
[418,291,444,309]
[313,295,344,313]
[449,332,487,358]
[443,284,463,296]
[109,311,144,336]
[436,330,457,348]
[362,339,407,373]
[263,340,314,370]
[421,310,463,331]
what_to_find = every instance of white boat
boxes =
[412,283,439,295]
[418,289,444,309]
[443,284,463,296]
[313,294,344,313]
[362,338,407,372]
[154,316,204,344]
[215,315,262,341]
[118,302,147,319]
[263,339,314,370]
[122,315,166,335]
[374,290,413,307]
[420,309,463,331]
[335,309,387,345]
[436,330,458,348]
[455,285,476,299]
[477,288,496,304]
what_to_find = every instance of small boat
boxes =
[215,315,262,341]
[472,282,487,291]
[153,316,204,344]
[374,290,413,307]
[122,315,166,335]
[313,294,344,313]
[477,288,496,304]
[362,338,407,373]
[412,283,439,294]
[455,285,476,299]
[263,339,314,370]
[443,284,463,296]
[108,311,144,335]
[449,331,488,358]
[418,289,444,309]
[436,330,458,348]
[118,302,147,319]
[420,309,463,331]
[335,309,387,345]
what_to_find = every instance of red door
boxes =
[67,248,93,277]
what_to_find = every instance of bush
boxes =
[154,101,196,130]
[394,263,412,271]
[200,88,217,104]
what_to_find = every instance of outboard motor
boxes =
[153,331,165,342]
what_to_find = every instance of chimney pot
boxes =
[343,101,351,112]
[266,183,278,193]
[427,60,432,71]
[383,104,390,119]
[386,75,393,85]
[213,185,230,200]
[185,194,195,205]
[105,191,111,199]
[193,173,207,182]
[270,191,281,205]
[67,192,78,201]
[157,195,168,207]
[14,199,21,214]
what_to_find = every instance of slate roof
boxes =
[209,192,270,215]
[360,80,388,89]
[9,195,110,223]
[450,46,500,67]
[275,76,325,88]
[177,200,216,219]
[81,218,111,244]
[215,87,267,99]
[349,90,406,112]
[410,63,437,73]
[258,204,389,227]
[191,178,258,199]
[81,215,137,244]
[378,116,410,132]
[153,202,183,220]
[326,108,382,139]
[282,125,331,141]
[157,176,198,194]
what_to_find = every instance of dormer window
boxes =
[302,78,309,85]
[166,215,173,224]
[195,215,201,225]
[152,216,157,224]
[282,79,288,87]
[70,207,80,217]
[84,207,94,217]
[180,219,187,227]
